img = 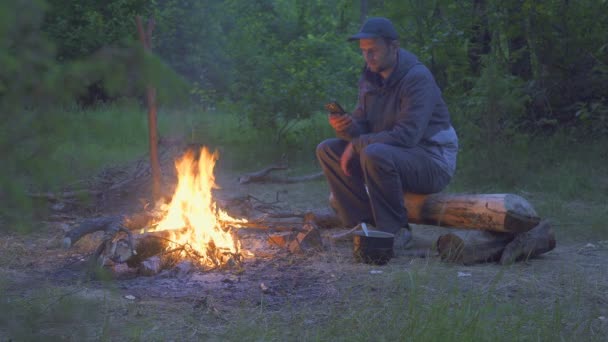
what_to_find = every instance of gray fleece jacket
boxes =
[338,48,458,177]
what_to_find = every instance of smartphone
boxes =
[325,101,346,115]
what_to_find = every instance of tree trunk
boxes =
[507,1,532,79]
[136,16,162,202]
[360,0,368,24]
[468,0,491,75]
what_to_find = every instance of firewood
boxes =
[96,227,190,267]
[288,224,323,254]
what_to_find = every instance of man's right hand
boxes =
[329,113,353,132]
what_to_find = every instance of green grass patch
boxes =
[210,265,602,341]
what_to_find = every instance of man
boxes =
[316,17,458,247]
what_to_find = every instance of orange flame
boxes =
[151,147,246,266]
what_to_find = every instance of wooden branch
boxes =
[237,164,288,184]
[220,220,304,232]
[237,162,324,184]
[28,190,102,200]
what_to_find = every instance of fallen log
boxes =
[499,220,556,264]
[405,193,540,233]
[329,192,541,233]
[436,230,515,264]
[436,220,556,264]
[62,212,157,248]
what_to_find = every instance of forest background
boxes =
[1,0,607,232]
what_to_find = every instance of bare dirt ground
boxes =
[1,170,607,340]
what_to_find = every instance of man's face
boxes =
[359,38,397,74]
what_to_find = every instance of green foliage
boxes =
[215,0,360,140]
[43,0,150,60]
[452,57,530,186]
[151,0,230,103]
[381,0,471,90]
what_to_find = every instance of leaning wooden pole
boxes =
[136,15,162,202]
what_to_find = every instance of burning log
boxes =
[98,226,242,272]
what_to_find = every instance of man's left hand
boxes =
[340,142,355,176]
[329,114,353,132]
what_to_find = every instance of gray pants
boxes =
[316,138,451,234]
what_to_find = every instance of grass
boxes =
[2,260,605,341]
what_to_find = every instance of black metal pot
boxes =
[353,230,395,265]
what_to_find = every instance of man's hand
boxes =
[329,113,353,132]
[340,142,355,176]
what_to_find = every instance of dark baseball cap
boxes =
[348,17,399,41]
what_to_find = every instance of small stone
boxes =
[139,256,162,276]
[175,261,194,278]
[51,202,66,211]
[370,270,383,275]
[599,316,606,321]
[54,222,71,232]
[457,271,472,277]
[124,295,136,300]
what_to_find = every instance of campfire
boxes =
[148,147,247,267]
